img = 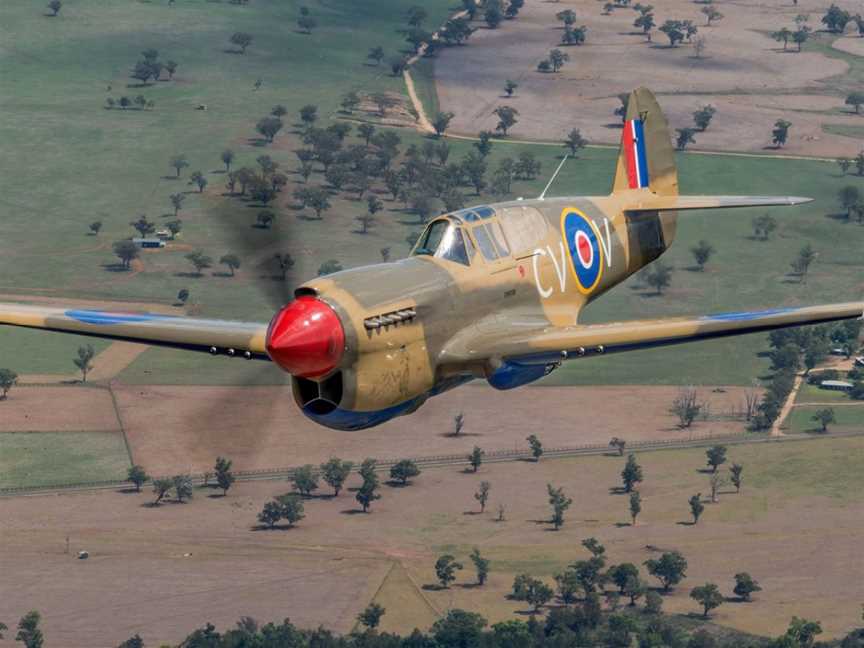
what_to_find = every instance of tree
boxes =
[548,48,570,72]
[299,104,318,129]
[608,562,638,594]
[230,32,253,53]
[474,480,491,512]
[504,79,518,97]
[47,0,62,16]
[791,243,816,283]
[730,463,743,493]
[676,127,696,151]
[485,2,503,28]
[623,575,647,607]
[431,610,487,647]
[117,634,144,648]
[644,261,673,294]
[357,603,385,630]
[127,465,149,492]
[306,187,331,219]
[214,456,234,495]
[526,434,543,461]
[659,19,686,46]
[257,500,283,529]
[74,345,95,382]
[811,407,835,432]
[173,474,193,502]
[690,240,714,271]
[690,583,723,618]
[170,154,189,178]
[297,14,317,33]
[320,457,352,496]
[356,474,381,512]
[468,446,484,472]
[164,60,178,79]
[786,617,823,648]
[113,240,139,270]
[216,253,241,277]
[292,464,319,496]
[380,247,391,262]
[644,551,688,592]
[689,493,704,523]
[701,5,723,25]
[772,27,792,50]
[130,215,155,238]
[390,459,420,485]
[435,554,463,588]
[275,494,305,526]
[367,46,385,66]
[621,454,643,492]
[318,259,343,276]
[733,572,761,601]
[547,484,572,530]
[822,4,850,33]
[563,128,587,156]
[709,472,725,503]
[432,111,454,138]
[772,119,792,147]
[752,213,778,240]
[152,477,173,505]
[16,611,43,648]
[706,445,727,472]
[839,185,861,220]
[0,368,17,401]
[470,547,490,585]
[629,491,642,525]
[493,106,519,136]
[557,9,577,26]
[256,116,283,143]
[693,105,717,132]
[185,250,212,276]
[256,210,275,230]
[218,150,235,175]
[562,25,587,45]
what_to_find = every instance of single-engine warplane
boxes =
[1,88,861,430]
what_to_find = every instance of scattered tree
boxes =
[113,240,139,270]
[152,477,173,505]
[644,551,688,592]
[470,548,490,586]
[435,554,463,588]
[468,446,484,472]
[15,611,43,648]
[691,240,715,271]
[563,128,588,156]
[357,603,385,630]
[320,457,353,496]
[292,464,319,496]
[0,368,18,400]
[772,119,792,147]
[733,572,762,601]
[752,213,778,240]
[676,127,696,151]
[621,454,643,493]
[706,445,727,472]
[318,259,343,276]
[693,105,717,132]
[504,79,518,97]
[256,116,283,143]
[230,32,253,53]
[493,106,519,136]
[475,480,491,513]
[730,463,743,493]
[219,254,241,276]
[609,437,627,456]
[173,474,193,502]
[629,491,642,526]
[432,111,455,138]
[390,459,421,485]
[185,250,213,276]
[127,465,149,492]
[547,484,573,530]
[811,407,835,432]
[214,456,235,495]
[689,493,705,524]
[74,345,95,382]
[644,261,673,294]
[47,0,62,16]
[790,243,816,283]
[526,434,543,461]
[690,583,723,618]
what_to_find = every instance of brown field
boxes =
[435,0,864,157]
[109,383,754,474]
[0,386,119,433]
[1,435,861,647]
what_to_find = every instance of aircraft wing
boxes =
[625,195,813,213]
[0,303,270,358]
[440,303,864,366]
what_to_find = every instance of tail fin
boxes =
[612,87,678,197]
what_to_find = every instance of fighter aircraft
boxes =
[1,88,861,430]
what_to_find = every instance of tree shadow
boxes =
[676,520,696,526]
[614,522,632,528]
[161,175,180,180]
[422,584,446,591]
[437,431,483,438]
[102,263,132,273]
[462,511,482,516]
[608,486,627,495]
[206,493,227,499]
[340,508,368,515]
[116,487,140,495]
[174,272,205,278]
[211,271,234,278]
[459,582,482,589]
[825,212,851,222]
[250,524,298,531]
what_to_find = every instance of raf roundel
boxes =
[561,208,604,294]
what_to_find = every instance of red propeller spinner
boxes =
[265,296,345,378]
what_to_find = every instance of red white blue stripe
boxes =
[623,119,649,189]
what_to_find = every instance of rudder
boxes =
[611,87,678,197]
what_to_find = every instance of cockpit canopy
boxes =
[411,206,514,267]
[411,218,473,266]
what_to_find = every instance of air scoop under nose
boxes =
[265,296,345,378]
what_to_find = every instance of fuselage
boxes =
[270,195,677,430]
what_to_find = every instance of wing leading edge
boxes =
[0,303,270,358]
[440,302,864,366]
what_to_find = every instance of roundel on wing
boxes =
[561,209,604,294]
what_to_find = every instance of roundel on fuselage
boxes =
[561,208,604,294]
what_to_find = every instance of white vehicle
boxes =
[855,356,864,367]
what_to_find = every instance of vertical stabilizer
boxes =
[612,87,678,197]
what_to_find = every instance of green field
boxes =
[0,431,131,489]
[1,0,863,388]
[787,404,864,433]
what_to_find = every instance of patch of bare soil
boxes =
[434,0,864,156]
[112,383,752,475]
[0,386,118,432]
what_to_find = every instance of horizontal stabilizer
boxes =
[625,195,812,213]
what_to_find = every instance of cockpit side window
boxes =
[411,220,470,266]
[472,224,499,261]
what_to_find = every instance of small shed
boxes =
[132,238,165,249]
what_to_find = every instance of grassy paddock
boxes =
[0,431,130,489]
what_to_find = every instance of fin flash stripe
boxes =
[623,119,650,189]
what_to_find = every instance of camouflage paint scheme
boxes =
[1,89,861,430]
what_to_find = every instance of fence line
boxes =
[3,429,861,497]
